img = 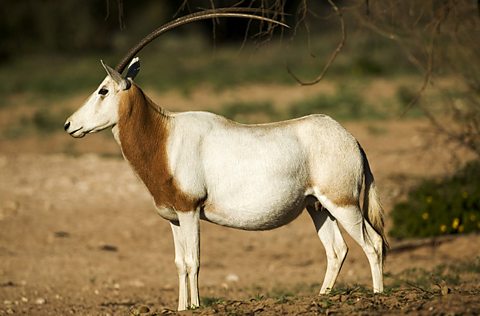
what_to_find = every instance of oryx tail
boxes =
[361,145,389,261]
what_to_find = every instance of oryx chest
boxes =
[113,126,178,221]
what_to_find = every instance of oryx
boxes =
[64,8,388,311]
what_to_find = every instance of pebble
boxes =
[128,279,145,288]
[225,273,239,283]
[138,306,150,313]
[130,305,150,315]
[99,244,118,252]
[35,298,46,305]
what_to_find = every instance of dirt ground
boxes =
[1,85,479,315]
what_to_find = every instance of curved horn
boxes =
[115,8,289,73]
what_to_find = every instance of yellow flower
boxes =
[458,225,464,233]
[422,212,429,220]
[426,196,433,204]
[440,224,447,233]
[452,218,460,230]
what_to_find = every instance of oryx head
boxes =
[64,8,288,138]
[64,58,140,138]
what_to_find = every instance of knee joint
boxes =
[185,256,199,274]
[175,258,187,275]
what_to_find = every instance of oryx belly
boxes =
[174,115,311,230]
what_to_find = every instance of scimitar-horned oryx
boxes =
[64,8,388,311]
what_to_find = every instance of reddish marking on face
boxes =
[117,84,201,212]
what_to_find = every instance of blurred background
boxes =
[0,1,479,314]
[1,0,479,260]
[0,1,477,141]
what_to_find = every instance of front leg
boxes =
[170,221,188,311]
[173,210,201,310]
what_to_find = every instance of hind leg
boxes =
[316,195,384,293]
[307,203,348,294]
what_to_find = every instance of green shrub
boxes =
[201,296,224,307]
[390,160,480,239]
[351,55,385,76]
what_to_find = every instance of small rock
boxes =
[128,279,145,288]
[138,306,150,313]
[99,244,118,252]
[438,280,450,296]
[130,305,150,315]
[225,273,239,283]
[0,281,15,287]
[232,301,243,307]
[35,298,46,305]
[54,231,70,238]
[6,307,15,315]
[253,306,265,313]
[4,300,13,305]
[21,297,28,303]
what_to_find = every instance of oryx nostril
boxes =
[64,121,71,131]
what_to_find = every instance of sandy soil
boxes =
[0,86,479,315]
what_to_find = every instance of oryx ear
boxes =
[100,60,131,90]
[125,57,140,80]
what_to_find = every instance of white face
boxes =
[64,76,122,138]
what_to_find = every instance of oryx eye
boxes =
[98,88,109,96]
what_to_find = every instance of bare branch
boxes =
[117,0,125,30]
[104,0,125,29]
[403,1,453,113]
[105,0,110,21]
[286,0,346,86]
[174,1,191,18]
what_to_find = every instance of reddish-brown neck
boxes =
[117,85,199,211]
